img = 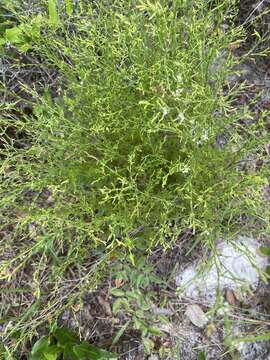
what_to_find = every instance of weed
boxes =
[0,0,269,356]
[110,260,165,354]
[28,327,116,360]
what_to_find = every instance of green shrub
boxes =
[0,0,268,354]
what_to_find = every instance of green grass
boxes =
[0,0,269,356]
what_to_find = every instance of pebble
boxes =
[185,304,208,329]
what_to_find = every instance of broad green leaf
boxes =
[125,290,141,300]
[138,297,151,311]
[133,317,147,331]
[266,265,270,275]
[28,356,42,360]
[27,14,42,40]
[5,26,23,43]
[43,346,60,360]
[135,273,145,288]
[148,325,162,336]
[48,0,59,26]
[54,328,77,347]
[44,355,57,360]
[110,288,125,297]
[197,352,206,360]
[17,42,31,52]
[259,246,270,257]
[30,336,51,356]
[73,341,117,360]
[62,343,78,360]
[0,20,13,36]
[112,298,130,314]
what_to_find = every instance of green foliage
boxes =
[259,245,270,257]
[197,352,206,360]
[113,258,163,289]
[0,0,269,355]
[0,0,64,51]
[2,0,266,254]
[64,0,74,16]
[110,261,165,354]
[29,328,116,360]
[232,332,270,343]
[48,0,59,27]
[0,7,41,52]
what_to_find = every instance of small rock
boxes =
[176,236,268,305]
[148,355,159,360]
[185,304,208,329]
[233,324,270,360]
[151,305,173,316]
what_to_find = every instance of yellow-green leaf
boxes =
[6,26,23,43]
[48,0,59,26]
[259,246,270,257]
[65,0,73,15]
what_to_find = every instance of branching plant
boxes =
[0,0,269,356]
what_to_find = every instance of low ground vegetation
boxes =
[0,0,269,358]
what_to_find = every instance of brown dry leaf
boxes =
[115,278,124,288]
[225,289,237,306]
[229,42,241,50]
[97,295,112,316]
